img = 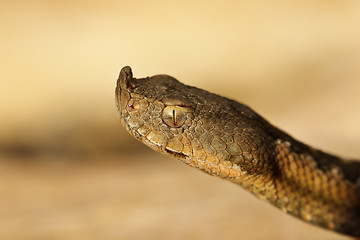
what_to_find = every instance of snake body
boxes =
[115,66,360,237]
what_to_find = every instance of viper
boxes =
[115,66,360,238]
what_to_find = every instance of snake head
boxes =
[115,66,274,175]
[116,66,199,157]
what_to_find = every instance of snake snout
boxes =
[118,66,133,90]
[116,66,133,113]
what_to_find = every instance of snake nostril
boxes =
[129,101,140,110]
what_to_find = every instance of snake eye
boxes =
[162,106,188,128]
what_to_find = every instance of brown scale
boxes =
[116,66,360,238]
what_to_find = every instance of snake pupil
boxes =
[173,109,176,125]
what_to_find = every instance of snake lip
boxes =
[165,149,187,159]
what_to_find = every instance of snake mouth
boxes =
[165,148,187,159]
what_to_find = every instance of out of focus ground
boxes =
[0,154,351,240]
[1,0,360,239]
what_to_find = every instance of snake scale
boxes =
[115,66,360,238]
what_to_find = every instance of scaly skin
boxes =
[115,66,360,237]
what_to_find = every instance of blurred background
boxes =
[1,0,360,239]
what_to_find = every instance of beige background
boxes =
[1,0,360,239]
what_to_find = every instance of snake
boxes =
[115,66,360,238]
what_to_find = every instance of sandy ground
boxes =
[1,1,360,239]
[0,153,352,240]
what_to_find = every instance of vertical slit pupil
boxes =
[172,109,176,124]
